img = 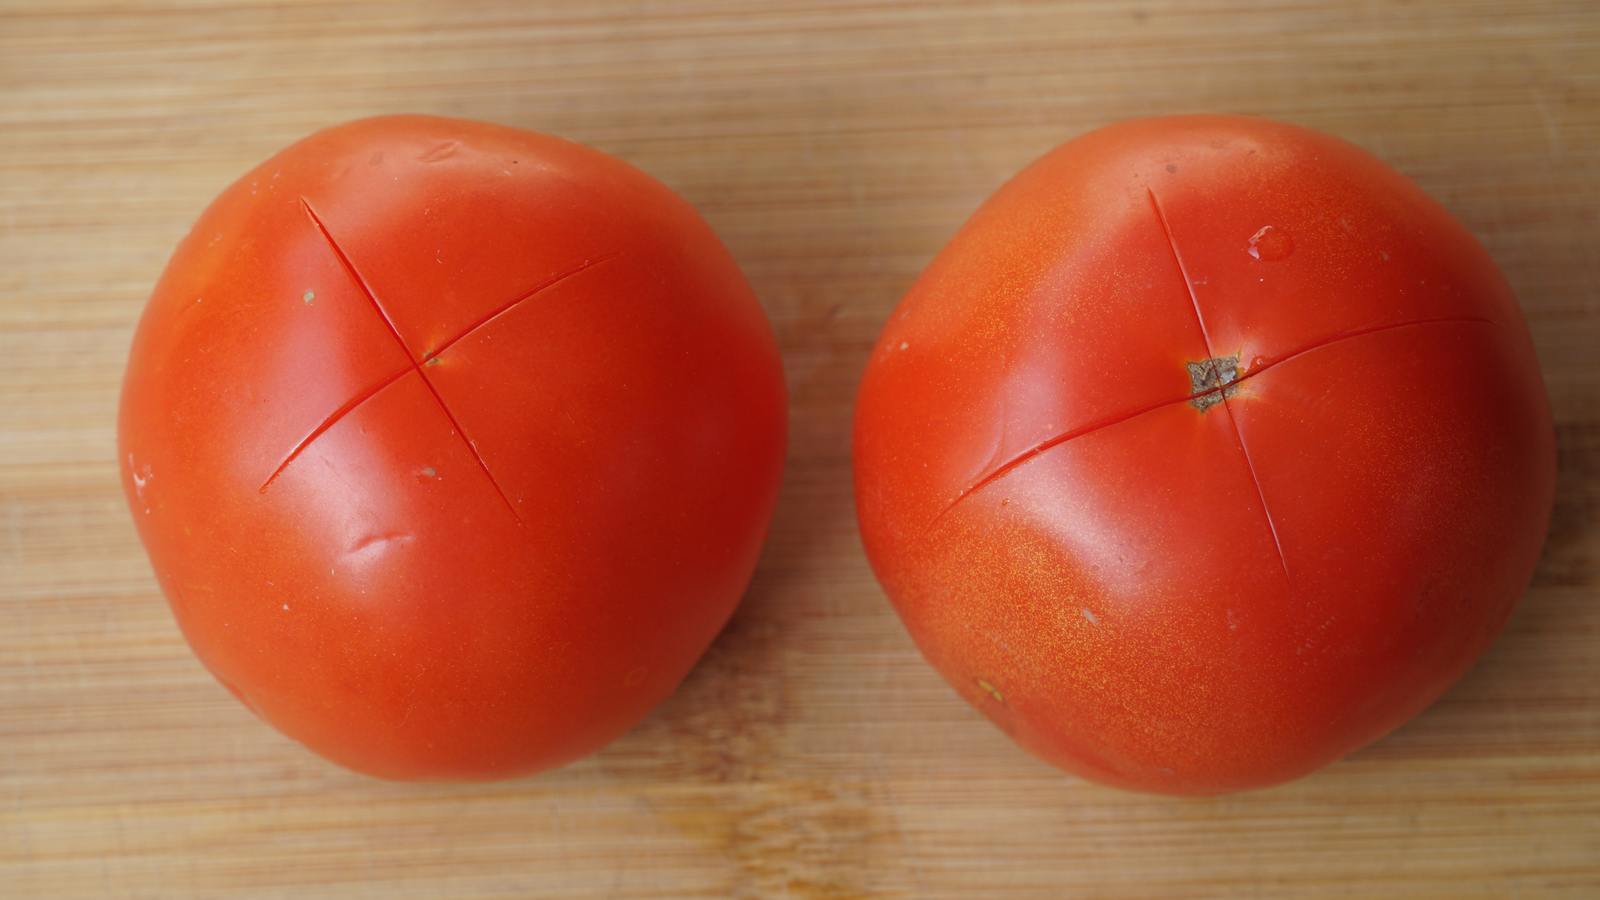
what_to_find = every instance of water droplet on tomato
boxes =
[1246,225,1294,261]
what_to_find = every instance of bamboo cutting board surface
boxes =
[4,2,1599,897]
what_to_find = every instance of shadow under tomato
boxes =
[1532,420,1600,589]
[585,231,916,898]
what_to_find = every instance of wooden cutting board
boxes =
[3,2,1598,897]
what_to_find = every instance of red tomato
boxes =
[119,116,787,780]
[854,115,1555,795]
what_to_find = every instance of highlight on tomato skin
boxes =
[853,114,1556,796]
[117,116,788,781]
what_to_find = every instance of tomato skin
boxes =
[854,115,1555,795]
[119,116,787,781]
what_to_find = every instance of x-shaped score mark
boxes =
[258,196,613,528]
[929,188,1494,588]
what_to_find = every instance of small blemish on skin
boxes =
[1081,607,1099,625]
[1166,164,1177,173]
[899,342,909,350]
[976,678,1005,704]
[418,140,460,163]
[419,467,437,478]
[302,290,315,303]
[1246,225,1294,261]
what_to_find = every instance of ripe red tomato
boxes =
[119,116,787,780]
[854,115,1555,795]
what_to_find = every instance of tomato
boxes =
[118,116,787,781]
[853,115,1555,795]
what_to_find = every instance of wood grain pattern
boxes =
[3,1,1598,896]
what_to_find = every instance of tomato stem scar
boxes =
[1186,355,1240,412]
